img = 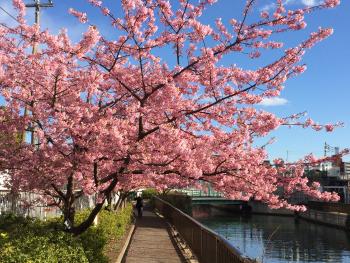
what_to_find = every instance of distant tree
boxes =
[0,0,346,235]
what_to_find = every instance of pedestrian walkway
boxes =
[123,208,184,263]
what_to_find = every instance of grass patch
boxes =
[0,203,133,263]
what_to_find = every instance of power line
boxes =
[0,6,20,24]
[0,1,54,26]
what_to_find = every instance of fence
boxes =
[0,190,59,219]
[154,197,256,263]
[0,190,99,220]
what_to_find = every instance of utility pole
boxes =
[324,142,339,157]
[22,0,54,144]
[25,0,54,52]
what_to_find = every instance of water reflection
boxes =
[197,214,350,263]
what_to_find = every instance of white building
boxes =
[0,172,9,191]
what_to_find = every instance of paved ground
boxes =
[123,208,184,263]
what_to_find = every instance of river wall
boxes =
[191,201,350,230]
[192,204,234,218]
[248,201,294,216]
[192,202,294,218]
[308,201,350,214]
[245,202,350,229]
[298,209,350,229]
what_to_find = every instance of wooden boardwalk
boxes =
[123,209,184,263]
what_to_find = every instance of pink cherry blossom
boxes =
[88,0,102,7]
[0,0,346,234]
[324,0,340,8]
[102,7,110,16]
[69,8,88,23]
[325,124,335,132]
[12,0,26,17]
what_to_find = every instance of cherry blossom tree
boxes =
[0,0,345,234]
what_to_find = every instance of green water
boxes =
[197,214,350,263]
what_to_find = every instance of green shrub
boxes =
[77,204,133,263]
[142,188,158,199]
[0,203,134,263]
[0,214,88,263]
[160,192,192,214]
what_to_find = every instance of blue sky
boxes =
[0,0,349,161]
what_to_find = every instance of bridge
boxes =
[179,189,247,206]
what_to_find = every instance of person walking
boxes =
[135,195,143,217]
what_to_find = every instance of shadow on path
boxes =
[122,207,185,263]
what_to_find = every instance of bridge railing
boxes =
[154,197,256,263]
[179,188,224,198]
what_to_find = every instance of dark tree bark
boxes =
[68,201,105,235]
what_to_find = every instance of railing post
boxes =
[215,236,218,263]
[155,197,252,263]
[200,227,203,259]
[191,227,194,246]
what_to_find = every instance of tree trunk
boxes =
[63,174,75,229]
[68,201,104,235]
[106,192,112,211]
[64,170,121,235]
[63,204,75,229]
[113,191,129,211]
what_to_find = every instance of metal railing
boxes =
[178,188,224,197]
[154,197,257,263]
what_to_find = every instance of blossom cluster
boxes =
[0,0,345,218]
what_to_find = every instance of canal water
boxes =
[197,214,350,263]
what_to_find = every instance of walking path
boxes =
[123,208,184,263]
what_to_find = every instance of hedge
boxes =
[0,203,133,263]
[142,188,158,199]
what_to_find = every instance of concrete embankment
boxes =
[192,199,350,231]
[249,202,350,230]
[193,201,350,231]
[248,201,294,216]
[193,202,295,217]
[297,209,350,230]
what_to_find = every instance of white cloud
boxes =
[261,2,276,11]
[302,0,323,6]
[301,0,320,6]
[259,97,289,106]
[261,0,322,11]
